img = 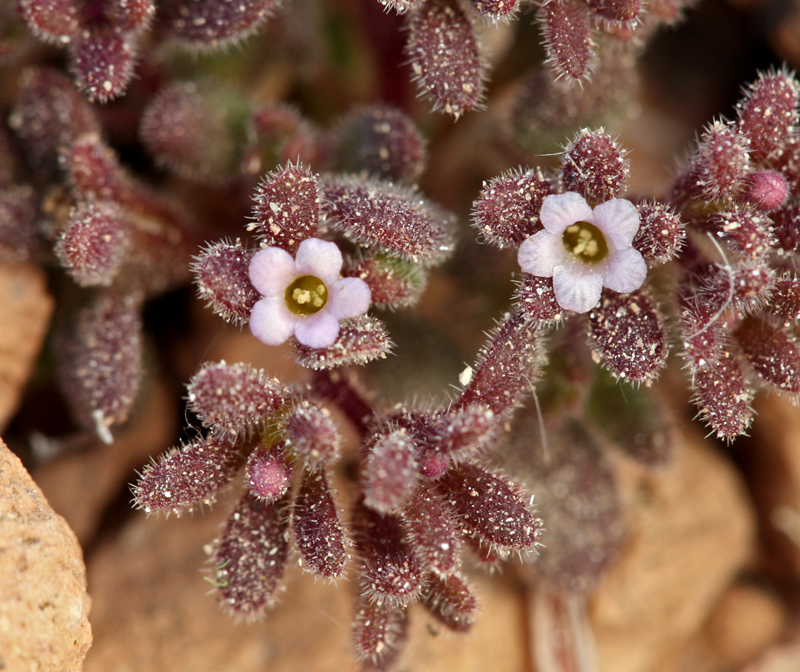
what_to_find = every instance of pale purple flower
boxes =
[248,238,371,348]
[518,192,647,313]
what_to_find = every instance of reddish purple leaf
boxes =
[62,136,134,203]
[133,435,241,513]
[140,81,251,181]
[59,292,143,442]
[246,104,326,175]
[741,170,790,213]
[353,499,425,607]
[561,129,629,203]
[107,0,156,32]
[405,0,484,117]
[469,0,521,19]
[401,485,461,574]
[695,263,775,317]
[71,27,136,103]
[212,492,290,618]
[421,405,498,463]
[292,316,392,369]
[333,106,426,185]
[692,354,754,441]
[767,276,800,326]
[632,201,685,267]
[422,573,478,633]
[321,175,455,265]
[584,0,640,22]
[705,207,775,260]
[344,255,426,309]
[693,120,752,201]
[735,315,800,394]
[160,0,278,49]
[18,0,79,43]
[363,430,419,513]
[680,300,727,372]
[10,67,100,179]
[437,463,542,553]
[772,204,800,256]
[516,274,564,324]
[455,311,545,418]
[187,361,290,436]
[246,444,292,502]
[192,242,261,326]
[293,469,347,579]
[56,202,130,287]
[472,168,552,248]
[352,599,408,669]
[0,186,43,262]
[250,163,320,253]
[539,0,594,81]
[282,401,341,469]
[587,289,668,385]
[514,414,624,592]
[737,67,800,163]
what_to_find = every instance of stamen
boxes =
[562,221,609,264]
[285,275,329,315]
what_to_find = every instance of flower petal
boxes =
[248,247,296,297]
[329,277,372,319]
[540,192,594,234]
[602,247,648,293]
[552,264,603,313]
[518,230,566,277]
[249,296,296,345]
[294,311,340,348]
[592,198,641,249]
[295,238,343,284]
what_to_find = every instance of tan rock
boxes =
[656,582,788,672]
[654,635,729,672]
[85,488,527,672]
[747,395,800,580]
[706,583,787,667]
[0,261,54,432]
[743,642,800,672]
[590,420,756,672]
[0,438,92,671]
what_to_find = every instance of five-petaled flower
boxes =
[518,192,647,313]
[248,238,372,348]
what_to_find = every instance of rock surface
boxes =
[590,420,756,672]
[0,261,54,432]
[705,583,787,667]
[0,438,92,671]
[745,395,800,579]
[743,642,800,672]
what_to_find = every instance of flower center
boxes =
[285,275,328,315]
[562,221,609,264]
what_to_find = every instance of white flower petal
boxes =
[249,296,296,345]
[602,247,648,293]
[248,247,296,297]
[518,231,567,277]
[329,277,372,319]
[552,264,603,313]
[540,192,594,234]
[294,311,340,348]
[592,198,641,249]
[295,238,343,283]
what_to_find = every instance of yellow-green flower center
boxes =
[285,275,328,315]
[562,221,609,264]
